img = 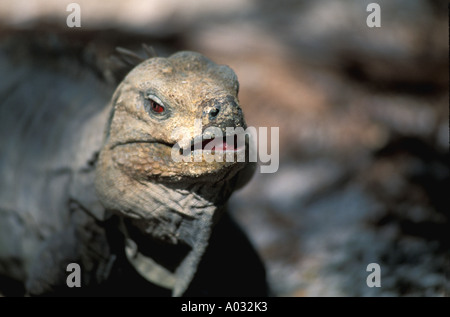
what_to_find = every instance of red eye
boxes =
[150,100,164,113]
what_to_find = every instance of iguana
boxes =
[0,38,267,296]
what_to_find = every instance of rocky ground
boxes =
[0,0,448,296]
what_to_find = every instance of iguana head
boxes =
[99,51,251,182]
[94,51,255,295]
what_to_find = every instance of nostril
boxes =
[209,106,220,119]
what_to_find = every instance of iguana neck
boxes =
[115,180,231,296]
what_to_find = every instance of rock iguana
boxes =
[0,38,267,296]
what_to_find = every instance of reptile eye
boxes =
[145,94,169,118]
[150,100,165,114]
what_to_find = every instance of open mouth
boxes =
[189,134,245,153]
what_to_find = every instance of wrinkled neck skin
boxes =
[95,146,242,296]
[121,180,232,297]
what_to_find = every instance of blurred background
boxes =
[0,0,448,296]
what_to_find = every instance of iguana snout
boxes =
[201,95,245,130]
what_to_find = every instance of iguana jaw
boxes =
[110,133,247,157]
[108,133,250,183]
